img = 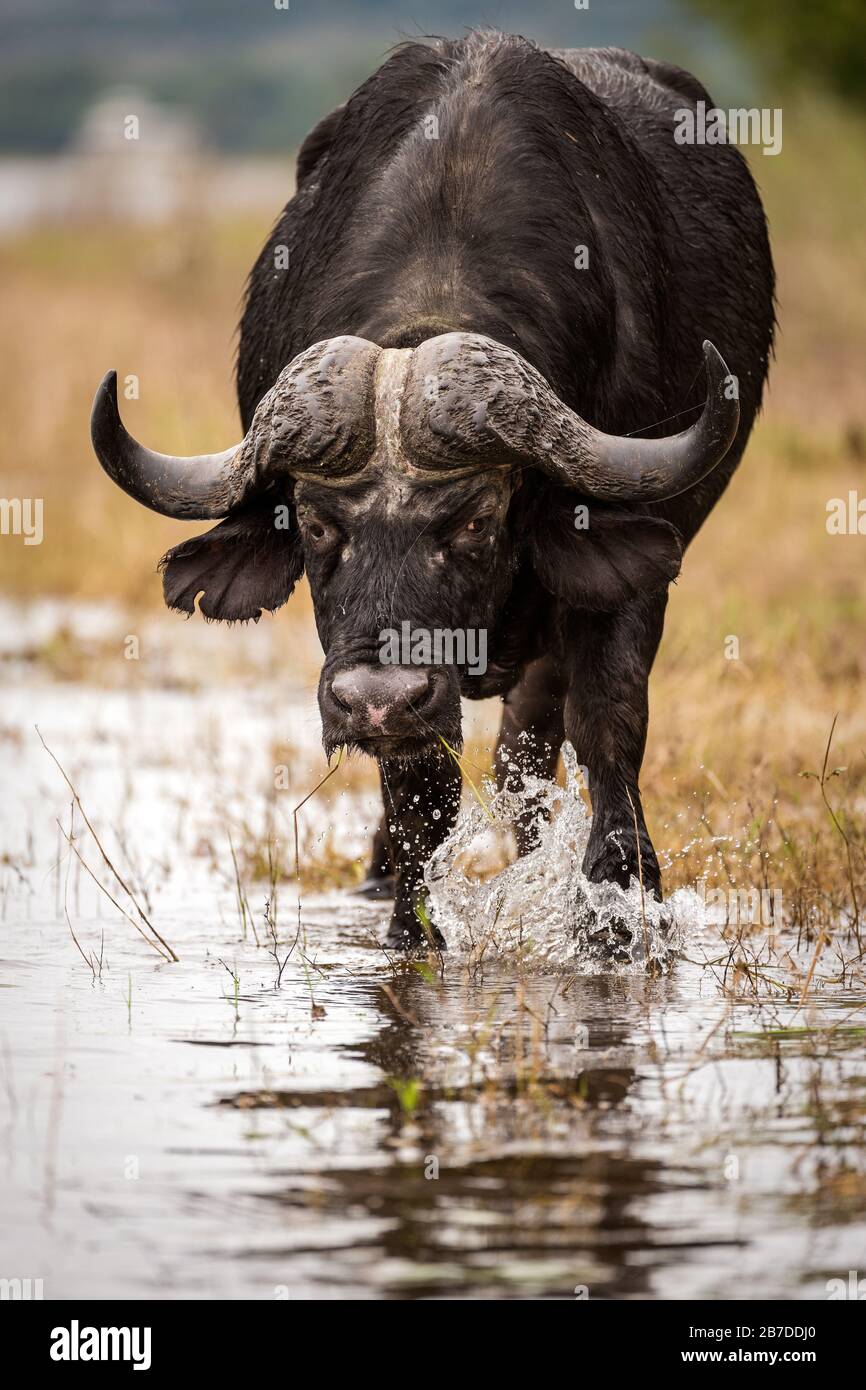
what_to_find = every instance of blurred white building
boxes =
[70,88,204,223]
[0,89,291,236]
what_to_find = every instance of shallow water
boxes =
[1,604,865,1300]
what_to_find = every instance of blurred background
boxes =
[1,0,864,889]
[2,0,864,576]
[1,0,864,588]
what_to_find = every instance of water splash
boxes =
[426,743,705,973]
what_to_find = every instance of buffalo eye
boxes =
[449,512,495,553]
[298,509,336,549]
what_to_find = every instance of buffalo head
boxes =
[91,333,738,761]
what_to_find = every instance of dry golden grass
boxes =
[0,211,286,603]
[1,103,864,943]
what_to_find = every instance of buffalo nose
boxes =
[330,665,431,735]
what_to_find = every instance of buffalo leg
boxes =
[494,654,565,854]
[379,753,462,950]
[564,592,668,898]
[356,812,396,899]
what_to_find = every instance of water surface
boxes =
[1,603,864,1300]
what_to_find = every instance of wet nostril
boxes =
[330,673,358,712]
[402,670,431,708]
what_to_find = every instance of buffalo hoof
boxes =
[354,873,396,900]
[577,908,673,972]
[383,917,447,953]
[579,914,633,966]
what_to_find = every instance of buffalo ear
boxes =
[528,498,683,612]
[296,103,345,184]
[159,501,304,622]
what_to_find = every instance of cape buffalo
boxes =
[91,32,774,949]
